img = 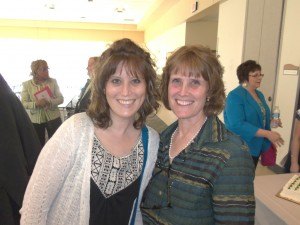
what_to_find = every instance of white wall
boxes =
[0,39,106,105]
[274,0,300,165]
[217,0,247,95]
[147,23,186,74]
[146,23,187,125]
[217,0,247,122]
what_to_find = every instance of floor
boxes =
[256,163,276,176]
[256,161,286,176]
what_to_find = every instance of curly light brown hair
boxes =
[87,38,160,129]
[30,59,48,77]
[160,45,225,116]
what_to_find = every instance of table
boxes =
[254,173,300,225]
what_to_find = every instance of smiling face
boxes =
[248,70,263,90]
[105,63,146,122]
[36,62,49,81]
[168,71,209,123]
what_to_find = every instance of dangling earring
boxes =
[242,82,248,88]
[206,97,210,102]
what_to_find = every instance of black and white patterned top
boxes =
[91,135,144,198]
[89,134,144,225]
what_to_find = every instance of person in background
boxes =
[224,60,284,168]
[21,59,64,147]
[141,45,255,225]
[74,56,99,114]
[284,94,300,173]
[20,38,160,225]
[289,109,300,172]
[0,74,41,225]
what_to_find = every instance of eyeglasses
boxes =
[140,164,173,210]
[249,73,264,78]
[39,67,49,72]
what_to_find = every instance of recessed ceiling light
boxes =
[45,3,55,10]
[115,7,125,13]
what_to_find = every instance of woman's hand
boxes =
[36,98,50,108]
[266,130,284,147]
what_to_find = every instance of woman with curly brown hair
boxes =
[21,38,160,225]
[141,46,255,225]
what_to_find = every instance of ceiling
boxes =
[0,0,158,24]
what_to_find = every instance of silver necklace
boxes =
[169,117,207,162]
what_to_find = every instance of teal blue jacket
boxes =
[141,116,255,225]
[224,85,271,157]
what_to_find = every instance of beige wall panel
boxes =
[259,0,284,108]
[217,0,247,96]
[274,0,300,165]
[0,19,138,31]
[144,0,220,42]
[0,26,144,42]
[243,0,284,110]
[185,21,218,50]
[243,0,264,60]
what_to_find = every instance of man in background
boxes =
[74,56,99,113]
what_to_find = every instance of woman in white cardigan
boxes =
[20,38,160,225]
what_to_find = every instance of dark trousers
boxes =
[33,117,62,147]
[284,151,300,172]
[252,156,259,169]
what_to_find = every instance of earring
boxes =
[242,82,248,87]
[206,97,210,102]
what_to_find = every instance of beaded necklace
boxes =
[169,117,207,163]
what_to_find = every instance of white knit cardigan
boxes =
[20,113,159,225]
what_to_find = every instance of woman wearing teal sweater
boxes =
[21,60,64,146]
[224,60,284,168]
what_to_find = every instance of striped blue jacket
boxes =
[141,116,255,225]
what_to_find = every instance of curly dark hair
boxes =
[160,45,225,116]
[237,60,261,84]
[87,38,160,129]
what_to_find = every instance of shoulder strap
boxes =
[130,125,148,225]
